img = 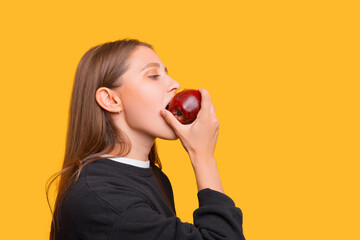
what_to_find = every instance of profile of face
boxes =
[96,46,181,141]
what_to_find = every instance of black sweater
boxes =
[55,158,245,240]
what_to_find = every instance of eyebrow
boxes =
[141,62,168,74]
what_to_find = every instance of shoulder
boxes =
[67,160,151,214]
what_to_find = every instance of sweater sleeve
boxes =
[108,188,245,240]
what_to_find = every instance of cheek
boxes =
[123,96,178,140]
[122,88,162,129]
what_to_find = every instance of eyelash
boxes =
[149,74,160,80]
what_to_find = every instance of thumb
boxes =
[160,109,182,133]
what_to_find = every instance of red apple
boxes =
[165,89,201,124]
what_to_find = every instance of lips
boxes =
[165,95,175,110]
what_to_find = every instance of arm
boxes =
[159,88,245,239]
[108,188,245,240]
[191,154,224,194]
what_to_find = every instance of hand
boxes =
[160,88,220,161]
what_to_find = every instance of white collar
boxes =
[100,154,150,168]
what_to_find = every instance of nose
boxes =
[168,77,180,93]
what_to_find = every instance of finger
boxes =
[210,103,220,128]
[198,88,211,114]
[210,102,216,116]
[160,109,182,133]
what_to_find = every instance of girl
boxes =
[46,38,245,240]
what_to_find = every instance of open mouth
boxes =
[165,103,170,110]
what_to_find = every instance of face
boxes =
[114,46,181,140]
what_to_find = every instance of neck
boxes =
[110,111,156,162]
[108,134,155,162]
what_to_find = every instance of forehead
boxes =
[128,46,162,69]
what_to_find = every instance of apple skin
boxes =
[166,89,201,124]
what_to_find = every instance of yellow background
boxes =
[0,0,359,239]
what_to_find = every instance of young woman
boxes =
[46,38,245,240]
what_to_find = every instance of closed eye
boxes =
[149,75,160,80]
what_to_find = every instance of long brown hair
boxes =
[45,38,162,240]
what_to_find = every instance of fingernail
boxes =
[161,110,166,116]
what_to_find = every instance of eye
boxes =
[149,75,160,80]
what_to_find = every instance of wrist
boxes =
[192,158,224,193]
[188,150,214,160]
[190,154,216,170]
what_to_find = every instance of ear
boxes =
[95,87,123,113]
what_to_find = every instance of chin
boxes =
[157,128,179,140]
